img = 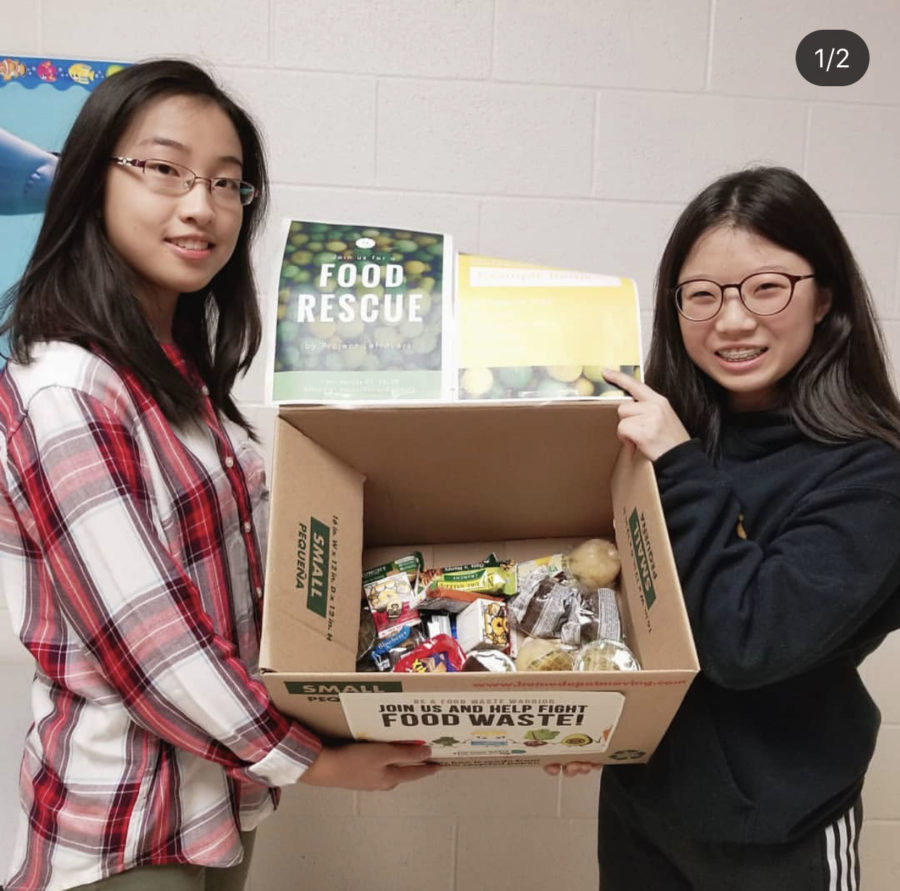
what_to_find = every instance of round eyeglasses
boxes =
[674,271,816,322]
[110,156,258,207]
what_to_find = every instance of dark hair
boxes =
[646,166,900,453]
[1,58,267,434]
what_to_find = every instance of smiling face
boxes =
[103,94,245,338]
[677,225,832,412]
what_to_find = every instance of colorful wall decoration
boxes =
[0,54,127,363]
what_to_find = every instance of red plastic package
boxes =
[392,633,466,673]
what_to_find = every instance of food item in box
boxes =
[515,552,565,591]
[392,633,466,673]
[461,649,517,672]
[560,586,621,647]
[419,553,516,598]
[363,551,424,592]
[356,604,377,660]
[508,567,572,638]
[575,638,641,672]
[364,570,420,637]
[594,587,623,642]
[418,585,504,613]
[515,636,576,672]
[370,623,428,671]
[565,537,621,589]
[455,598,509,652]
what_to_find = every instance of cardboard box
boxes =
[260,401,699,767]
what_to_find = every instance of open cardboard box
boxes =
[260,401,699,767]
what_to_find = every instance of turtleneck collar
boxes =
[720,409,803,460]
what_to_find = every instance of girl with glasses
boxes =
[550,166,900,890]
[0,58,437,891]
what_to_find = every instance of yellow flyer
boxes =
[456,254,642,399]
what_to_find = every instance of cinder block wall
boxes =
[3,3,899,889]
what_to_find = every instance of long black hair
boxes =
[1,58,267,434]
[646,166,900,453]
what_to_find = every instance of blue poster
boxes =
[0,55,128,363]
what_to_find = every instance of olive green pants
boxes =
[72,831,255,891]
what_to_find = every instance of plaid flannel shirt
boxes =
[0,341,321,891]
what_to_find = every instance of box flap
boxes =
[277,401,622,546]
[261,417,365,672]
[610,445,699,672]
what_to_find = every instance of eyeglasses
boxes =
[674,271,816,322]
[109,156,258,207]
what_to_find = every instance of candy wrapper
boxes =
[370,623,428,671]
[418,585,505,614]
[392,634,466,673]
[419,553,517,599]
[363,551,424,591]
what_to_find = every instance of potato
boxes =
[566,538,620,588]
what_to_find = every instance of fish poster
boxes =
[0,54,128,364]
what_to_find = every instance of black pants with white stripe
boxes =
[598,785,863,890]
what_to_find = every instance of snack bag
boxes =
[392,634,467,673]
[508,566,573,638]
[364,570,420,638]
[363,551,424,588]
[419,553,517,598]
[370,623,428,672]
[559,586,621,647]
[515,552,565,591]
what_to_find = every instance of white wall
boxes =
[4,2,900,889]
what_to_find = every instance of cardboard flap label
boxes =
[339,691,625,758]
[627,507,658,610]
[285,680,404,696]
[262,417,364,669]
[302,516,333,619]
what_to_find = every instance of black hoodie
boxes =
[602,411,900,844]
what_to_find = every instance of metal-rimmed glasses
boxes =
[674,271,816,322]
[109,156,258,207]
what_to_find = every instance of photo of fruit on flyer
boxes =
[270,220,453,403]
[455,254,643,400]
[339,691,625,760]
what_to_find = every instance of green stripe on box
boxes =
[306,517,329,618]
[285,681,404,694]
[628,508,657,609]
